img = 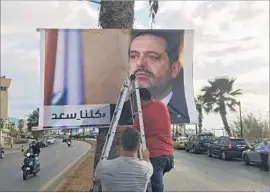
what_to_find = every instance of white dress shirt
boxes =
[161,92,173,105]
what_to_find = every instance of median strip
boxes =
[54,140,96,192]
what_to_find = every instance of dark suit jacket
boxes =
[110,70,191,125]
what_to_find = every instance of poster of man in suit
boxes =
[39,29,197,128]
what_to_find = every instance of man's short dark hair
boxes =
[139,88,151,101]
[121,127,141,151]
[130,30,184,66]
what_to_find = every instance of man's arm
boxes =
[132,116,139,130]
[94,161,105,182]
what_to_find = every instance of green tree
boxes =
[230,112,270,139]
[0,119,3,128]
[26,108,39,132]
[195,95,206,134]
[84,0,159,169]
[201,77,242,137]
[18,119,25,133]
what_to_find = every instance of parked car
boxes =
[242,144,265,166]
[207,136,250,161]
[174,136,188,150]
[172,136,177,142]
[46,137,55,145]
[36,138,48,148]
[185,133,214,153]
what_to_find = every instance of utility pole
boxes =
[238,101,243,138]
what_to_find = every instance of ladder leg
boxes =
[90,79,131,192]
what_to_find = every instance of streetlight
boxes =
[237,101,243,138]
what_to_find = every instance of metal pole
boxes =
[239,101,243,138]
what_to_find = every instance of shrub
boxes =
[16,139,29,144]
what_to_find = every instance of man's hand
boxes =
[142,148,150,162]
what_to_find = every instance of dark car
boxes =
[36,139,48,148]
[185,133,214,153]
[207,136,251,161]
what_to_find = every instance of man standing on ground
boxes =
[133,88,174,192]
[94,128,153,192]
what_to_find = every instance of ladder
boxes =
[90,74,151,192]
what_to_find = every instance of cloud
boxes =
[1,1,269,131]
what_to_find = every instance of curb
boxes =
[39,141,92,192]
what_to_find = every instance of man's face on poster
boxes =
[128,34,180,99]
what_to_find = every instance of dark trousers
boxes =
[150,155,174,192]
[260,152,269,171]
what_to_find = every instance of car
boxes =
[46,137,55,145]
[207,136,250,161]
[36,138,48,148]
[185,133,214,153]
[174,136,188,150]
[242,144,266,166]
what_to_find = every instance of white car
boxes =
[46,137,55,145]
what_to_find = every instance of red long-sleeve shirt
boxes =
[132,100,174,157]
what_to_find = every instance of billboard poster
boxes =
[39,29,197,129]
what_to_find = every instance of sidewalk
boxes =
[4,143,29,155]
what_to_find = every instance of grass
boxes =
[55,140,96,192]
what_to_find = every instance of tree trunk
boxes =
[93,1,135,171]
[93,127,123,170]
[220,112,232,137]
[99,1,135,28]
[198,109,203,134]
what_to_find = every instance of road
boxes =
[0,139,90,192]
[164,150,269,191]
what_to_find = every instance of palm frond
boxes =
[230,89,242,96]
[149,0,159,24]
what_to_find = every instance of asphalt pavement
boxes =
[164,150,269,191]
[0,139,90,192]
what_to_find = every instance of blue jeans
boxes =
[150,155,174,192]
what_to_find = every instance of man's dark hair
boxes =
[129,30,184,66]
[139,88,151,101]
[121,127,141,151]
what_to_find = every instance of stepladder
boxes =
[90,74,152,192]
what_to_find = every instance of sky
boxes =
[1,1,269,134]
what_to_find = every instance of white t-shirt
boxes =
[94,156,153,192]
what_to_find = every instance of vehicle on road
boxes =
[242,144,269,168]
[46,137,55,145]
[0,145,4,159]
[36,138,48,148]
[67,140,71,147]
[207,136,250,161]
[185,133,214,153]
[174,136,188,150]
[21,152,40,180]
[62,135,69,142]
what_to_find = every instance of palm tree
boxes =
[195,95,205,134]
[83,0,159,169]
[26,108,39,132]
[18,119,25,133]
[201,77,242,137]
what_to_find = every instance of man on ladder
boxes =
[91,74,152,192]
[132,88,174,192]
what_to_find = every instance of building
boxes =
[0,76,11,145]
[0,76,11,120]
